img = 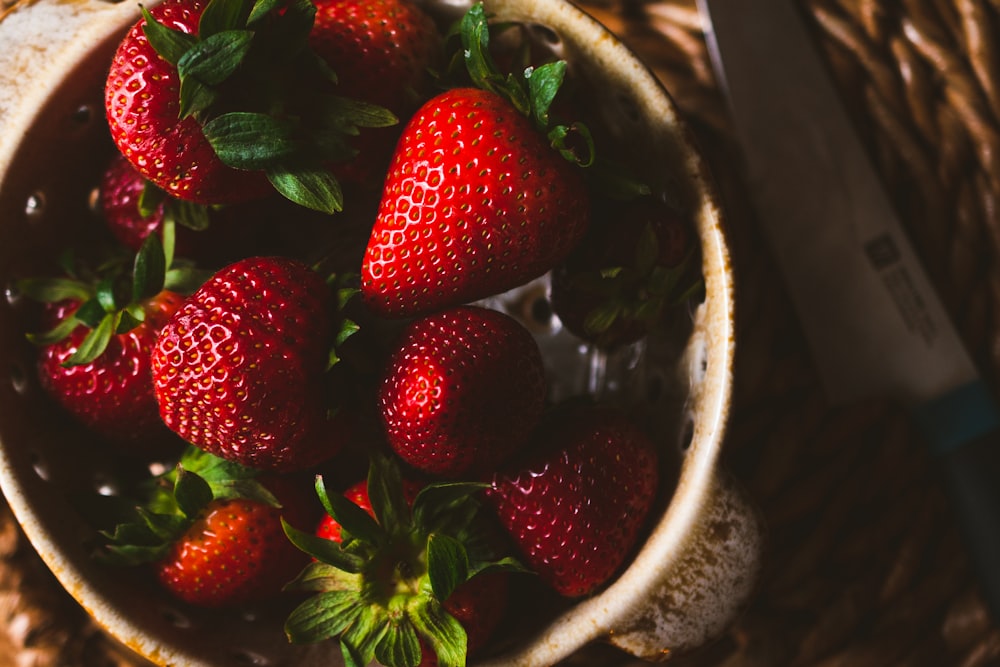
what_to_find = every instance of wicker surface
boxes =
[1,0,1000,664]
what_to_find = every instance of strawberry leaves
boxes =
[17,236,207,366]
[458,2,594,166]
[139,0,398,213]
[98,446,278,566]
[283,455,521,667]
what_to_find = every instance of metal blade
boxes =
[697,0,978,408]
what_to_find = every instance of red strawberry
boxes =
[105,0,269,205]
[550,195,699,349]
[378,305,546,478]
[100,447,318,607]
[105,0,397,211]
[487,405,659,598]
[156,474,315,607]
[284,455,519,667]
[18,237,200,454]
[100,152,168,252]
[360,85,589,317]
[151,256,354,471]
[308,0,440,185]
[36,291,185,450]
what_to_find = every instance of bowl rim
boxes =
[0,0,737,664]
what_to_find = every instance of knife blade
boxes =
[698,0,1000,618]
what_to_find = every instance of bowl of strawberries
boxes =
[0,0,759,664]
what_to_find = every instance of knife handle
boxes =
[940,432,1000,623]
[914,379,1000,622]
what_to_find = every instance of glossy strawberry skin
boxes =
[487,406,659,598]
[38,292,185,451]
[151,257,348,471]
[378,306,546,478]
[100,153,165,252]
[361,87,590,318]
[105,0,269,205]
[309,0,439,114]
[156,476,316,607]
[309,0,441,187]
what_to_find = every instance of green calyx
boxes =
[17,235,208,366]
[574,225,703,343]
[95,446,279,566]
[141,0,398,213]
[282,455,523,667]
[454,2,595,167]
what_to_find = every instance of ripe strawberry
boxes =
[550,195,700,349]
[105,0,397,211]
[105,0,268,205]
[360,4,592,318]
[151,256,354,471]
[378,305,546,478]
[487,405,659,598]
[35,292,184,450]
[100,447,318,607]
[308,0,441,185]
[284,455,520,667]
[18,236,200,453]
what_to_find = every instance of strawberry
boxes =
[360,4,592,318]
[487,404,659,598]
[283,454,520,667]
[378,305,546,478]
[105,0,397,211]
[550,195,700,349]
[308,0,441,185]
[99,447,318,607]
[17,236,202,453]
[151,256,355,471]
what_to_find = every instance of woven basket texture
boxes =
[1,0,999,664]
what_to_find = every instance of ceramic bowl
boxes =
[0,0,759,664]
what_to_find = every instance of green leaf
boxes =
[323,96,399,130]
[341,606,387,667]
[283,519,367,572]
[583,302,623,336]
[375,620,423,667]
[285,590,365,644]
[284,560,362,593]
[72,297,107,328]
[177,29,254,87]
[141,5,198,65]
[169,199,212,232]
[164,266,212,294]
[549,121,595,167]
[64,312,118,366]
[266,164,343,214]
[137,507,189,542]
[138,180,166,219]
[409,597,467,667]
[410,482,488,531]
[335,319,360,347]
[198,0,253,37]
[161,217,177,270]
[426,534,468,602]
[366,454,411,539]
[116,305,145,333]
[248,0,281,24]
[316,476,386,547]
[132,233,167,302]
[173,467,214,519]
[26,315,80,346]
[202,112,299,169]
[178,77,218,120]
[101,542,171,566]
[15,277,91,304]
[94,277,118,313]
[526,60,565,129]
